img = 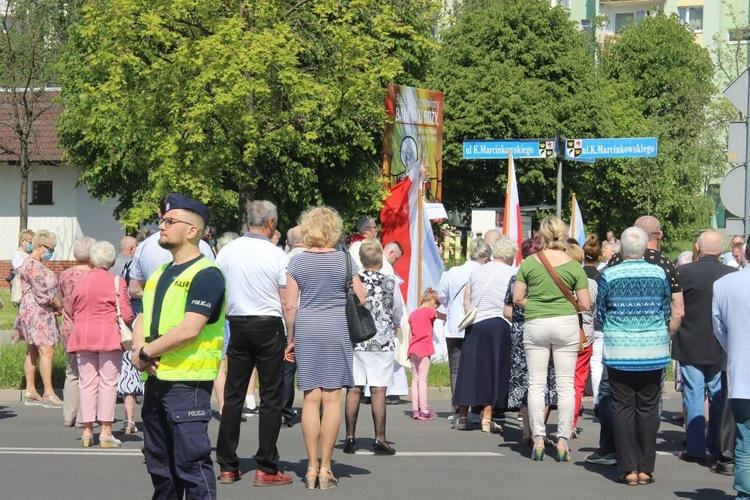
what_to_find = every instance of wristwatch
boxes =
[138,347,151,363]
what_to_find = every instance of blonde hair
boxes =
[359,238,383,269]
[538,215,567,251]
[31,229,56,249]
[300,206,342,248]
[421,287,438,304]
[18,229,34,245]
[565,243,585,264]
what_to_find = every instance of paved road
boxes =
[0,390,736,500]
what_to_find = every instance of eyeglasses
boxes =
[158,217,195,229]
[42,244,55,252]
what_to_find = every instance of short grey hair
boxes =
[246,200,277,229]
[357,217,375,234]
[602,240,621,254]
[621,227,648,259]
[90,241,117,269]
[469,238,491,261]
[73,236,97,263]
[359,238,383,269]
[216,232,240,253]
[492,236,518,263]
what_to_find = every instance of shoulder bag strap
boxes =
[535,251,578,310]
[114,275,123,320]
[451,282,467,304]
[473,264,506,308]
[344,251,353,289]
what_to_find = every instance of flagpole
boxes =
[417,163,424,299]
[570,192,576,238]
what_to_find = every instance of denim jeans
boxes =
[732,399,750,499]
[681,363,723,459]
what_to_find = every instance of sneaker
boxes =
[385,395,401,405]
[447,414,456,423]
[23,391,43,406]
[219,470,242,484]
[242,407,258,418]
[42,394,63,408]
[417,410,437,420]
[585,451,617,466]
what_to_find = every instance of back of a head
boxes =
[301,206,342,249]
[216,232,240,253]
[697,230,723,256]
[469,237,491,262]
[359,238,383,269]
[73,236,97,263]
[538,215,567,250]
[521,236,542,259]
[565,243,585,264]
[621,227,648,259]
[484,229,501,246]
[491,235,519,263]
[676,251,694,266]
[582,234,601,264]
[119,235,136,253]
[357,217,374,235]
[287,226,304,247]
[90,240,117,269]
[634,216,660,239]
[246,200,277,229]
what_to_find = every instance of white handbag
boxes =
[115,276,133,351]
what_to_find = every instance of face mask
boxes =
[42,249,53,261]
[25,243,32,252]
[209,239,216,247]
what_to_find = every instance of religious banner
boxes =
[382,84,443,202]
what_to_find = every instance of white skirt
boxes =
[353,351,395,387]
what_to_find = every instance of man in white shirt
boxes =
[436,238,490,417]
[215,201,293,487]
[129,194,215,313]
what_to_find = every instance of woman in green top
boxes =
[513,216,590,462]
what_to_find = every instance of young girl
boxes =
[408,288,446,420]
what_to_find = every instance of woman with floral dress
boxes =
[14,229,63,408]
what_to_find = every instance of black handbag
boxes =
[344,251,378,343]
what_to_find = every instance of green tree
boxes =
[428,0,642,235]
[0,0,79,230]
[603,12,716,245]
[58,0,438,232]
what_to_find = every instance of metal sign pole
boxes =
[746,83,750,238]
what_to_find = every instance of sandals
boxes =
[454,416,468,430]
[303,467,318,490]
[23,391,43,406]
[123,420,138,435]
[481,419,501,433]
[318,467,337,490]
[637,472,655,485]
[618,472,639,486]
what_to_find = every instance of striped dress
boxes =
[596,259,671,372]
[288,251,358,391]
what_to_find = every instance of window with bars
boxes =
[30,180,53,205]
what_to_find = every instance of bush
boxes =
[0,342,67,390]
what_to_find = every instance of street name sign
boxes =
[564,138,658,160]
[462,140,555,159]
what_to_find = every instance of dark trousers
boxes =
[609,367,662,473]
[597,366,615,455]
[282,360,297,421]
[142,378,215,500]
[446,337,464,412]
[216,316,285,474]
[717,370,736,466]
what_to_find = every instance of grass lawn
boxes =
[0,289,16,329]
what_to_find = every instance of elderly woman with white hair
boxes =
[453,235,518,433]
[68,241,134,448]
[597,227,672,486]
[59,236,97,427]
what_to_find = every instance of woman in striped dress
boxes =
[285,206,366,490]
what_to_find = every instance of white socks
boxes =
[245,395,257,410]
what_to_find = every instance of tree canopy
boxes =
[430,2,718,245]
[59,0,439,231]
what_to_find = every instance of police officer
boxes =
[132,194,225,500]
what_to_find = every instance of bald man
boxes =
[109,235,137,278]
[483,228,501,248]
[673,230,737,463]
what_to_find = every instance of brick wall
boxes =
[0,260,77,288]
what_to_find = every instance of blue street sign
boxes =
[564,137,658,160]
[463,139,556,159]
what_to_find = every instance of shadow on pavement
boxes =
[0,404,16,419]
[236,458,371,482]
[674,488,734,499]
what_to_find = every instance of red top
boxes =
[407,306,437,358]
[67,268,134,353]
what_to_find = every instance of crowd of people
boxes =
[8,196,749,499]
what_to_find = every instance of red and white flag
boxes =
[502,152,523,265]
[380,169,445,312]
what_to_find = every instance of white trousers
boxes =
[524,315,579,443]
[590,332,604,405]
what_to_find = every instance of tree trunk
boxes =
[238,183,254,234]
[19,153,30,232]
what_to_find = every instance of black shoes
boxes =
[373,439,396,456]
[343,437,356,454]
[385,396,401,405]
